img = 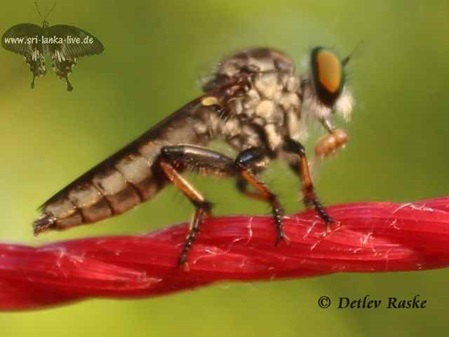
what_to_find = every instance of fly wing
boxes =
[47,25,104,91]
[2,23,46,88]
[33,92,229,233]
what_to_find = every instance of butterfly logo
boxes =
[1,2,104,91]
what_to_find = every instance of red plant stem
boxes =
[1,197,449,311]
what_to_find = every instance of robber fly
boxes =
[33,47,354,265]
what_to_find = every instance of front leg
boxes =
[283,138,334,226]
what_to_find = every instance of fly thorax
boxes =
[222,71,301,152]
[202,48,303,152]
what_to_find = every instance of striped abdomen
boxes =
[33,101,213,234]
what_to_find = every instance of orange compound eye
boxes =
[316,50,341,94]
[311,47,345,107]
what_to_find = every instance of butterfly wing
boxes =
[2,23,46,88]
[2,23,42,55]
[47,25,104,91]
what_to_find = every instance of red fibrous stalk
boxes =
[1,197,449,310]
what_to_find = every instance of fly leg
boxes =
[234,148,285,244]
[283,138,334,227]
[236,179,264,201]
[159,145,236,266]
[235,163,269,202]
[159,145,285,265]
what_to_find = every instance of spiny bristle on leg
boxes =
[33,213,57,236]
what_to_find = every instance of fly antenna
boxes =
[342,40,364,66]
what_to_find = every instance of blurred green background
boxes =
[1,0,449,336]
